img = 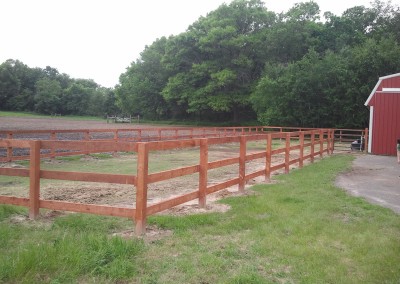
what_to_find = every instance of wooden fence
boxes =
[0,129,334,235]
[333,128,368,152]
[0,126,365,162]
[0,127,263,162]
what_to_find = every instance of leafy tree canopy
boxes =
[0,59,117,117]
[2,0,399,128]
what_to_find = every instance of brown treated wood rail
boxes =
[0,129,334,235]
[0,126,366,162]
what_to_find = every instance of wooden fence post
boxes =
[326,130,330,154]
[112,130,119,157]
[50,132,56,159]
[319,129,324,158]
[199,139,208,208]
[239,135,246,192]
[7,133,13,162]
[311,131,315,163]
[299,132,304,168]
[329,129,334,154]
[364,128,369,153]
[265,134,272,182]
[135,143,149,235]
[84,131,90,155]
[285,133,290,174]
[158,129,162,141]
[29,140,41,219]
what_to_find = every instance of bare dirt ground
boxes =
[0,116,306,239]
[0,117,290,202]
[1,150,287,214]
[0,116,169,131]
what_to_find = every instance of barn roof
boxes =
[364,73,400,106]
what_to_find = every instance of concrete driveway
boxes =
[336,154,400,214]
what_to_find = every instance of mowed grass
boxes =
[0,110,104,121]
[0,154,399,283]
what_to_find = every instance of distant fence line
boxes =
[0,126,367,162]
[0,129,335,235]
[106,115,135,123]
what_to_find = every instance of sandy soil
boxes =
[0,116,306,239]
[0,116,168,131]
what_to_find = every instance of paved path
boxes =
[336,154,400,214]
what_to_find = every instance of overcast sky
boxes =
[1,0,374,88]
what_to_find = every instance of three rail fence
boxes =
[0,126,358,234]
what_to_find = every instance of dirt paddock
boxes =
[0,116,316,238]
[0,116,170,131]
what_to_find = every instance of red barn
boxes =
[364,73,400,156]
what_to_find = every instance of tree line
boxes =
[1,0,399,128]
[0,61,118,116]
[116,0,400,128]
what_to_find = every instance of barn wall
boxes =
[371,92,400,155]
[380,76,400,89]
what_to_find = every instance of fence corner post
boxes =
[199,139,208,208]
[135,143,149,236]
[29,140,41,219]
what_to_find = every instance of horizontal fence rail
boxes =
[333,128,368,152]
[0,126,366,162]
[0,129,335,235]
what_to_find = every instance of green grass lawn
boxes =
[0,154,399,283]
[0,111,104,121]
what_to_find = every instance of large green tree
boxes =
[256,49,361,127]
[0,59,43,111]
[162,0,275,122]
[116,37,171,119]
[251,37,400,128]
[34,78,62,114]
[0,59,118,116]
[265,1,324,62]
